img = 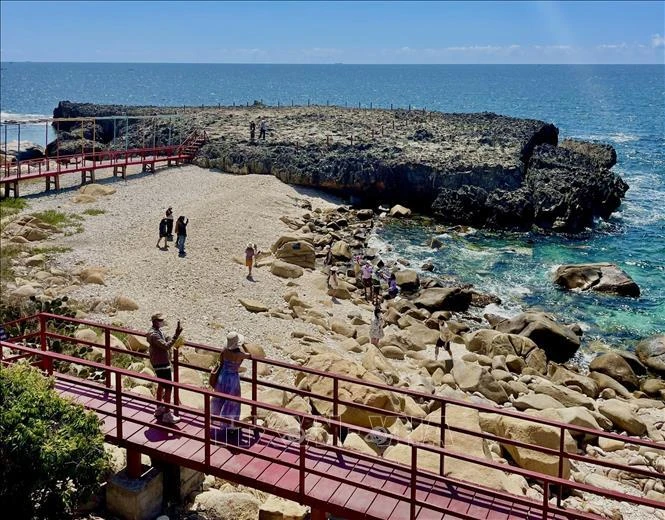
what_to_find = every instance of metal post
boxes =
[299,420,306,502]
[173,349,180,413]
[542,478,550,518]
[105,329,111,388]
[410,444,417,520]
[332,378,339,446]
[251,359,257,426]
[115,371,123,439]
[17,124,21,178]
[557,426,565,507]
[39,313,50,374]
[204,394,211,466]
[125,116,129,153]
[439,402,446,475]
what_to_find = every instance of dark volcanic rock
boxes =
[51,102,627,233]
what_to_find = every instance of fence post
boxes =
[557,425,565,507]
[251,359,257,426]
[410,444,417,520]
[299,419,306,502]
[115,371,123,439]
[204,393,211,466]
[542,478,550,519]
[105,328,111,388]
[173,349,180,413]
[39,313,52,374]
[332,377,339,446]
[439,402,446,475]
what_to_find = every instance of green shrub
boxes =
[0,197,28,218]
[0,365,109,519]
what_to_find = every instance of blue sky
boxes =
[1,1,664,64]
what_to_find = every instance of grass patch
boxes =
[0,198,28,219]
[0,243,24,282]
[31,210,70,227]
[82,208,106,216]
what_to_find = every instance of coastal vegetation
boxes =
[0,365,109,519]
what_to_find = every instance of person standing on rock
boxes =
[370,306,385,347]
[323,244,333,266]
[245,243,259,278]
[259,119,267,140]
[175,215,188,257]
[387,273,399,299]
[249,121,256,142]
[361,261,373,300]
[327,266,340,293]
[210,332,251,442]
[147,313,183,425]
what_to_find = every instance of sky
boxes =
[1,1,664,64]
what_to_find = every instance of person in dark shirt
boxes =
[157,217,169,249]
[175,216,189,257]
[165,207,174,241]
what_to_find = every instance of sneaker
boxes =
[153,406,166,418]
[162,412,181,425]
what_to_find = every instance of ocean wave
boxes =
[570,132,640,144]
[0,111,51,123]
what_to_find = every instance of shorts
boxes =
[153,366,172,384]
[245,258,253,267]
[363,278,372,288]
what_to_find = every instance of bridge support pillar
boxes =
[4,181,19,198]
[45,175,60,192]
[154,461,204,502]
[81,169,95,185]
[310,508,328,520]
[106,465,163,520]
[113,164,127,179]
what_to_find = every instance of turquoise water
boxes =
[1,63,664,348]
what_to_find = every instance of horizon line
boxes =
[2,61,664,66]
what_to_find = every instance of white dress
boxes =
[370,317,385,340]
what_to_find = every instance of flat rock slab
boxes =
[554,263,640,297]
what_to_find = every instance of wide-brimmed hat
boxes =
[331,266,339,272]
[226,331,245,351]
[151,313,165,322]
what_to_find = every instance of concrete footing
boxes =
[106,466,163,520]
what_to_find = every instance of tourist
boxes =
[147,313,183,425]
[387,273,399,299]
[435,322,452,360]
[165,207,174,241]
[156,214,169,249]
[323,244,333,266]
[259,119,267,140]
[210,331,251,442]
[369,306,385,346]
[327,265,339,293]
[361,261,373,300]
[249,121,256,142]
[245,243,259,278]
[175,215,188,257]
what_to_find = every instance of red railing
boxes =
[1,313,663,520]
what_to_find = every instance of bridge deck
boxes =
[55,378,565,520]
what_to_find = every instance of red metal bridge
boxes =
[1,121,206,197]
[1,313,664,520]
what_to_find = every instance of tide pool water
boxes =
[1,63,663,349]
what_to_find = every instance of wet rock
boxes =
[553,263,640,297]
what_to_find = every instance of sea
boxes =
[1,63,664,355]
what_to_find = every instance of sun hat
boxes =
[331,266,339,272]
[151,313,165,322]
[226,331,245,351]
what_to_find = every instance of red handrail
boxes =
[1,314,664,519]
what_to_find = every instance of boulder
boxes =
[589,372,632,399]
[274,240,316,269]
[331,240,352,260]
[126,334,149,353]
[553,263,640,297]
[270,260,304,279]
[114,295,139,311]
[465,329,546,374]
[258,497,308,520]
[512,394,565,411]
[25,254,45,267]
[598,399,647,436]
[550,365,598,398]
[294,353,402,429]
[532,382,595,410]
[343,432,379,456]
[238,298,269,313]
[451,361,509,404]
[79,183,116,196]
[191,490,259,520]
[394,269,420,292]
[489,414,576,478]
[414,287,472,312]
[636,335,665,376]
[384,405,525,495]
[389,204,412,217]
[11,285,38,298]
[588,352,639,390]
[493,311,581,362]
